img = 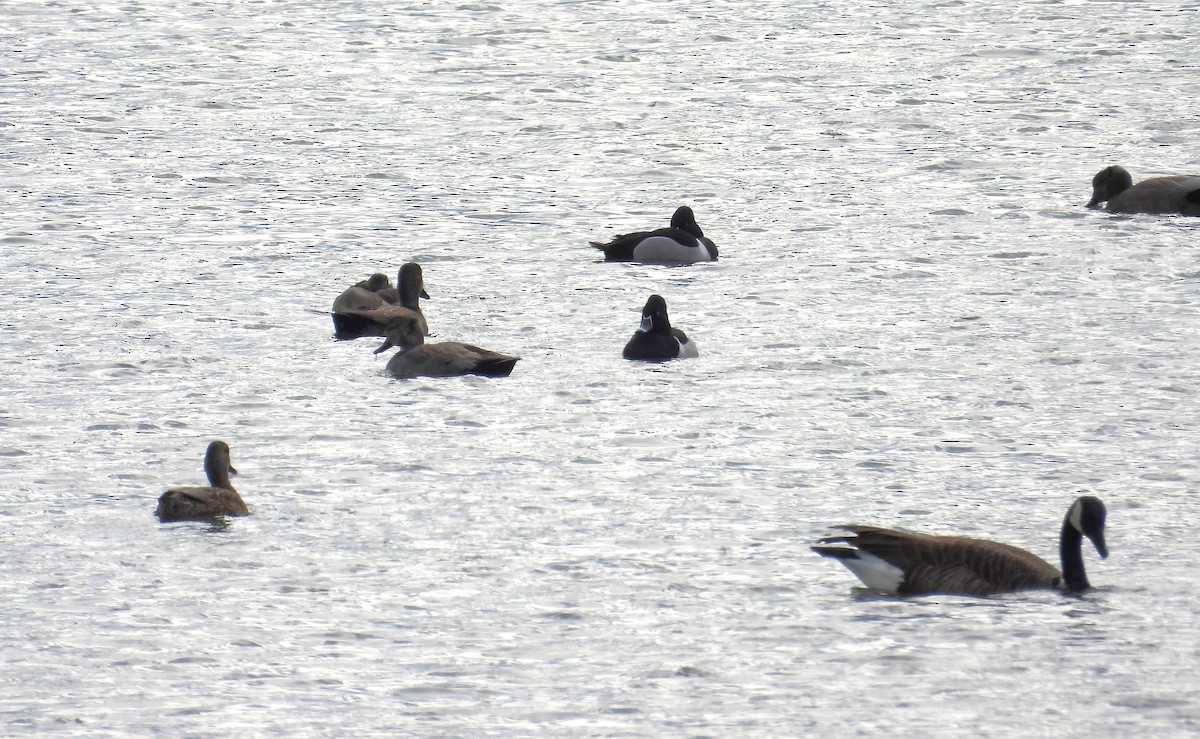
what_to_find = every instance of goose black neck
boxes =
[1059,512,1089,593]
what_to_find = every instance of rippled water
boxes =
[3,1,1200,735]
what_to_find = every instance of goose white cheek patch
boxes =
[1069,499,1084,532]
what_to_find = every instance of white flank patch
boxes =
[632,236,709,264]
[838,552,904,594]
[677,338,699,358]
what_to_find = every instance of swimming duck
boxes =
[155,441,249,522]
[332,263,430,339]
[332,272,393,312]
[812,496,1109,597]
[373,316,519,379]
[622,294,698,361]
[1087,165,1200,215]
[591,206,718,264]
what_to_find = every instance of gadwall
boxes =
[156,441,248,522]
[332,263,429,339]
[1088,165,1200,215]
[373,316,519,379]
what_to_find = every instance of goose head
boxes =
[1068,495,1108,558]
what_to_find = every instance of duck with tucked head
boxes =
[332,272,393,313]
[374,316,520,379]
[812,496,1109,597]
[1087,165,1200,216]
[622,294,698,361]
[591,206,718,264]
[331,263,430,339]
[156,441,249,522]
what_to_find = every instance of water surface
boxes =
[2,1,1199,736]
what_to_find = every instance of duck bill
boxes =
[1088,530,1108,559]
[639,314,653,332]
[228,465,239,477]
[421,288,430,299]
[373,338,394,355]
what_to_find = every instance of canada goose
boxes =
[331,263,430,339]
[591,206,718,264]
[1087,165,1200,215]
[812,496,1108,596]
[622,294,698,361]
[155,441,249,522]
[373,316,519,379]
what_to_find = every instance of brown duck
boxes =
[155,441,248,522]
[331,263,429,339]
[374,316,519,379]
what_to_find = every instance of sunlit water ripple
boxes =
[2,1,1199,736]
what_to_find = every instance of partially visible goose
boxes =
[1087,165,1200,215]
[812,496,1108,597]
[622,294,698,361]
[373,316,519,379]
[591,206,718,264]
[155,441,249,522]
[331,263,430,339]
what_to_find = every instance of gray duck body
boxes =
[1088,165,1200,215]
[374,316,519,379]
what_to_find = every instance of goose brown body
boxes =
[156,441,248,522]
[818,527,1061,596]
[813,496,1108,596]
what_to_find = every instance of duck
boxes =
[155,440,249,522]
[373,316,520,379]
[332,272,394,312]
[1087,165,1200,215]
[331,263,430,339]
[622,294,698,361]
[591,206,718,264]
[811,496,1108,597]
